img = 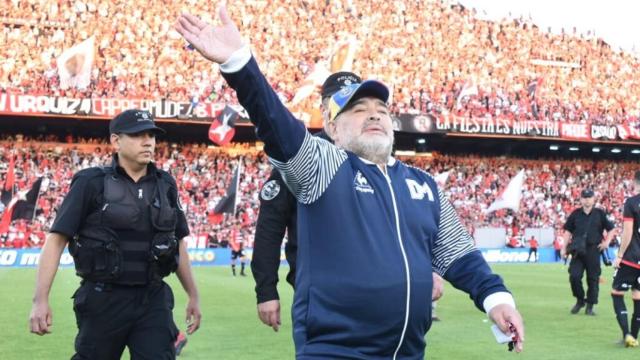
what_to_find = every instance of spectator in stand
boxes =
[2,1,639,127]
[1,137,639,249]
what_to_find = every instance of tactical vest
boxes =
[69,167,180,285]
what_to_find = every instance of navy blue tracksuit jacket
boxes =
[222,55,510,359]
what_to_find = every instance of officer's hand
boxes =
[176,4,244,64]
[29,300,52,336]
[613,256,622,269]
[432,273,444,301]
[597,242,608,251]
[257,300,281,332]
[185,297,201,335]
[489,304,524,353]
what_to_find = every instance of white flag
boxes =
[434,171,450,187]
[57,37,95,90]
[289,35,358,106]
[329,36,358,72]
[485,169,525,213]
[456,80,478,106]
[289,62,330,106]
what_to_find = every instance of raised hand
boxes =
[175,4,244,64]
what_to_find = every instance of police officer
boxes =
[562,189,615,316]
[29,109,201,359]
[611,170,640,347]
[251,71,362,331]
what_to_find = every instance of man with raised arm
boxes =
[176,6,524,358]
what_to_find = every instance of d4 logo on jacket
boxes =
[405,179,434,201]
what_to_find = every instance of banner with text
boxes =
[2,92,639,143]
[393,113,640,142]
[0,93,252,122]
[0,248,288,268]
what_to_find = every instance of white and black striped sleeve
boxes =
[269,131,347,205]
[431,186,476,275]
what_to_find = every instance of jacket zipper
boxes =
[381,169,411,360]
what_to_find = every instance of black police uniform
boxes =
[564,206,614,305]
[251,169,297,303]
[50,154,189,360]
[250,131,333,303]
[613,194,640,291]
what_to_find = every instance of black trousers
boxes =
[568,246,601,304]
[71,281,179,360]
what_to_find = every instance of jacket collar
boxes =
[359,156,397,167]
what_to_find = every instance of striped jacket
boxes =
[222,50,512,360]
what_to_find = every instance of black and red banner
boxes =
[1,92,639,143]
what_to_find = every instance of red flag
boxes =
[0,196,18,234]
[0,208,14,234]
[208,105,239,145]
[208,212,224,225]
[0,178,43,234]
[1,154,15,206]
[4,154,14,192]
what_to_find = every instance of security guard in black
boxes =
[563,189,614,314]
[252,169,298,301]
[29,109,201,360]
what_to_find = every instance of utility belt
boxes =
[81,280,150,291]
[80,279,164,291]
[79,279,166,305]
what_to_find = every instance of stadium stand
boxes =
[1,0,638,126]
[0,138,635,248]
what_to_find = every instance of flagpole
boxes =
[233,158,242,217]
[9,151,15,199]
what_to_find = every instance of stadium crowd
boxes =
[0,137,636,248]
[1,0,639,127]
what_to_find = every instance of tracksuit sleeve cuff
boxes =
[219,44,252,73]
[483,291,516,314]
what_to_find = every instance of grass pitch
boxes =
[1,263,637,359]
